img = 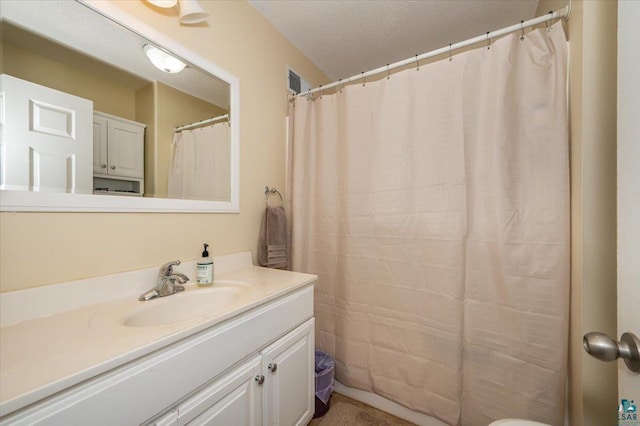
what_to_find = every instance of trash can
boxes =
[313,350,335,418]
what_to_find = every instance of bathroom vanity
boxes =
[0,252,316,425]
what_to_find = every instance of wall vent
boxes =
[287,66,311,95]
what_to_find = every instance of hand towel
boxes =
[258,205,288,269]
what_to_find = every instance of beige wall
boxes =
[536,1,618,425]
[155,82,227,198]
[136,83,157,196]
[2,42,137,120]
[0,1,329,292]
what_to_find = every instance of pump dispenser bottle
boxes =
[197,243,214,286]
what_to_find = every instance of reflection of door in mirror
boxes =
[1,74,93,194]
[1,15,231,202]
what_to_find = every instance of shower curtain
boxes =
[168,122,231,201]
[289,22,569,426]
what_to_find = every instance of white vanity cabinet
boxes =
[93,112,145,195]
[153,319,314,426]
[0,283,315,426]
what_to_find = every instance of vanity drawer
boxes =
[0,285,314,426]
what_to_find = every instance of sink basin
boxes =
[125,287,240,327]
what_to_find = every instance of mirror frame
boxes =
[0,0,240,213]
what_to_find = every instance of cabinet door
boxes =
[153,356,263,426]
[93,115,108,174]
[261,319,315,426]
[107,119,144,178]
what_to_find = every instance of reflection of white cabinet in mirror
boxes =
[93,112,145,197]
[1,74,93,194]
[0,0,240,212]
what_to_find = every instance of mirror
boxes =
[0,0,239,212]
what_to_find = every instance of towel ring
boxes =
[264,186,284,206]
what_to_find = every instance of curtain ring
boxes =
[415,54,420,71]
[546,11,553,31]
[319,84,323,99]
[449,43,453,62]
[306,88,311,101]
[486,32,491,50]
[386,64,390,80]
[362,71,365,86]
[520,20,525,40]
[338,78,343,94]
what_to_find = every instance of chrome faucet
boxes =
[138,260,190,301]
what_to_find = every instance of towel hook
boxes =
[264,186,284,206]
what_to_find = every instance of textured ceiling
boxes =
[249,0,540,81]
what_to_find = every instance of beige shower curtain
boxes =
[168,122,231,201]
[289,22,569,426]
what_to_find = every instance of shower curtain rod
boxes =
[295,6,570,98]
[174,113,230,132]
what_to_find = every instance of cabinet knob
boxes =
[110,165,116,170]
[268,363,278,373]
[254,375,265,385]
[101,164,107,168]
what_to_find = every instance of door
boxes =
[93,115,108,174]
[1,74,93,193]
[617,1,640,421]
[261,319,314,426]
[153,356,263,426]
[107,119,144,178]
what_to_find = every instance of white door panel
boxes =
[1,74,93,193]
[107,119,144,178]
[152,356,262,426]
[93,115,108,174]
[261,319,314,426]
[29,149,76,193]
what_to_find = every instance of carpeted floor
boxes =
[308,393,416,426]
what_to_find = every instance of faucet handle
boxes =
[159,260,181,276]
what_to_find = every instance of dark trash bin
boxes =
[313,350,335,418]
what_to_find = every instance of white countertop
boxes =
[0,252,316,416]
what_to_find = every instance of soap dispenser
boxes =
[197,243,214,286]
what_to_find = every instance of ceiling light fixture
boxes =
[178,0,210,24]
[143,44,187,73]
[144,0,209,25]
